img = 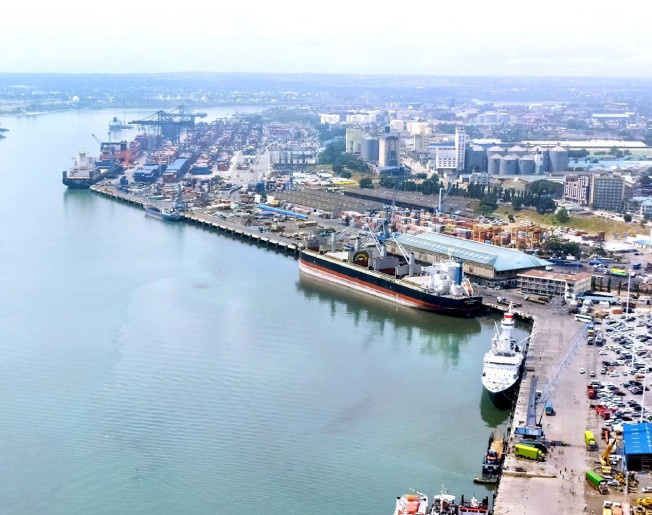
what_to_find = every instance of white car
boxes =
[580,368,586,374]
[599,351,608,355]
[590,371,596,377]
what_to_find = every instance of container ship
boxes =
[481,304,526,408]
[62,152,110,189]
[299,239,482,317]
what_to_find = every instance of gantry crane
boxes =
[129,106,207,143]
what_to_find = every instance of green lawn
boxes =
[495,206,641,239]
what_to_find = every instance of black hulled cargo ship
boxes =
[299,244,483,317]
[62,152,110,189]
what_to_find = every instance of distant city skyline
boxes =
[4,0,652,77]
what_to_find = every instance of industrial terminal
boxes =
[61,101,652,515]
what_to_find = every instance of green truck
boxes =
[586,470,608,494]
[585,430,598,451]
[514,443,545,461]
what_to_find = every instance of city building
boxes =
[320,114,341,125]
[590,174,625,211]
[564,175,591,205]
[379,135,399,167]
[430,127,467,171]
[345,127,365,155]
[518,270,592,300]
[455,127,468,172]
[413,133,430,155]
[346,113,376,124]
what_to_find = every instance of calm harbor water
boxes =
[0,109,528,514]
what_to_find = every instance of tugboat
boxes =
[481,429,505,480]
[394,491,429,515]
[458,495,490,514]
[429,486,457,514]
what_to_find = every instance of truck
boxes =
[497,296,522,307]
[545,401,555,416]
[587,385,597,399]
[524,295,550,304]
[585,430,598,451]
[633,263,642,270]
[612,502,623,515]
[586,470,608,494]
[514,443,545,461]
[603,500,613,514]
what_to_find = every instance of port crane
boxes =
[129,106,207,143]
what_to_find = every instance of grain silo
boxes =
[486,145,505,161]
[361,135,379,162]
[508,145,528,157]
[499,154,519,175]
[488,154,502,175]
[518,155,536,175]
[465,144,486,172]
[548,146,569,172]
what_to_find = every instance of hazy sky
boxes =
[3,0,652,76]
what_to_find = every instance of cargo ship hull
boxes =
[486,379,520,410]
[145,207,181,221]
[62,168,109,189]
[299,250,483,317]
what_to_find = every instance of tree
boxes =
[512,197,523,211]
[624,213,632,223]
[591,276,597,291]
[555,207,570,224]
[359,177,373,189]
[607,276,612,293]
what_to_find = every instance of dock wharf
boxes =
[90,185,300,256]
[493,304,589,515]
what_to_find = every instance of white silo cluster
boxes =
[474,144,569,175]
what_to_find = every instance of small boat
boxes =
[145,204,182,221]
[473,477,497,485]
[458,495,490,515]
[482,429,505,477]
[429,486,457,514]
[394,491,429,515]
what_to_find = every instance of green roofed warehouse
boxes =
[388,232,550,287]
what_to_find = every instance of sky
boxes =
[3,0,652,76]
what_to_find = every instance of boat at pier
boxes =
[299,237,482,317]
[458,495,490,514]
[62,152,110,189]
[394,492,429,515]
[145,204,182,221]
[481,428,505,478]
[481,304,527,408]
[429,487,457,514]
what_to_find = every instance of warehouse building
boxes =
[389,232,550,286]
[518,270,592,300]
[623,423,652,472]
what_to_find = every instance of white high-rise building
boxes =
[455,127,468,172]
[430,127,468,171]
[345,127,365,155]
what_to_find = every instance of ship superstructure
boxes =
[62,152,110,189]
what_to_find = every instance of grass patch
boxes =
[496,206,638,239]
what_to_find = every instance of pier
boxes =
[90,185,301,256]
[493,304,590,515]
